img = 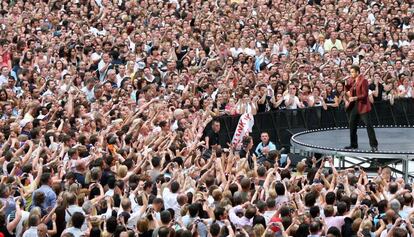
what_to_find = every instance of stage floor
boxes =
[291,127,414,158]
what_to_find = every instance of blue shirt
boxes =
[181,215,208,237]
[0,197,16,217]
[32,185,57,209]
[255,141,277,157]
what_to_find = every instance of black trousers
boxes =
[348,105,378,147]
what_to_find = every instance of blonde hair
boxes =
[351,218,362,233]
[253,224,265,237]
[361,219,373,231]
[117,165,128,178]
[268,189,276,199]
[29,207,42,217]
[222,190,233,200]
[296,162,306,173]
[219,198,232,207]
[351,209,362,220]
[212,189,223,202]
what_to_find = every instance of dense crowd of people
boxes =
[0,0,413,236]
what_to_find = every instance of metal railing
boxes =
[205,98,414,149]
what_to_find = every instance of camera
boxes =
[198,185,207,192]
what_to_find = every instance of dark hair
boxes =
[280,169,291,180]
[279,206,291,217]
[212,120,220,126]
[153,197,163,205]
[257,166,267,176]
[107,176,116,189]
[210,223,220,236]
[188,204,199,217]
[336,201,347,216]
[389,182,398,194]
[267,150,279,161]
[266,198,276,209]
[393,227,408,237]
[89,227,101,237]
[240,178,251,190]
[151,156,161,168]
[28,214,40,227]
[351,65,360,74]
[378,199,388,214]
[71,212,85,228]
[171,181,180,193]
[214,206,225,220]
[327,226,341,237]
[404,193,413,205]
[158,227,171,237]
[309,206,320,218]
[325,192,336,205]
[0,89,8,101]
[295,223,310,237]
[242,136,252,148]
[176,229,192,237]
[40,173,52,185]
[245,206,256,219]
[253,215,266,227]
[160,210,172,225]
[106,216,118,233]
[309,221,320,234]
[275,182,285,195]
[304,192,317,207]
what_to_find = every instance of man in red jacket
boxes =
[344,65,378,152]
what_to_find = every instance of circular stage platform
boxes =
[291,126,414,159]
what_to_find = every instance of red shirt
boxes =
[345,75,372,114]
[1,52,11,69]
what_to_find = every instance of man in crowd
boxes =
[255,132,277,159]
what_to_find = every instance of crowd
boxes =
[0,0,413,236]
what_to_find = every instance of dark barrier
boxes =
[204,98,414,150]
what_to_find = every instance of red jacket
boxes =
[345,75,371,114]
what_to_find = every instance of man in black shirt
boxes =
[205,120,221,149]
[239,136,255,169]
[257,84,273,113]
[368,72,384,102]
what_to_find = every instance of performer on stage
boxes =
[344,65,378,152]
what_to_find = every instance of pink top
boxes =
[325,216,345,231]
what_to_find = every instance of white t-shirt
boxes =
[398,85,412,98]
[7,211,30,237]
[244,48,256,56]
[284,95,301,109]
[63,227,85,237]
[162,187,179,210]
[89,27,107,36]
[263,210,276,225]
[116,74,127,87]
[98,60,110,81]
[0,75,7,86]
[308,95,323,107]
[368,13,376,24]
[81,86,94,102]
[22,226,38,237]
[324,39,344,51]
[230,47,244,57]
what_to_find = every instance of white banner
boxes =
[231,113,255,150]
